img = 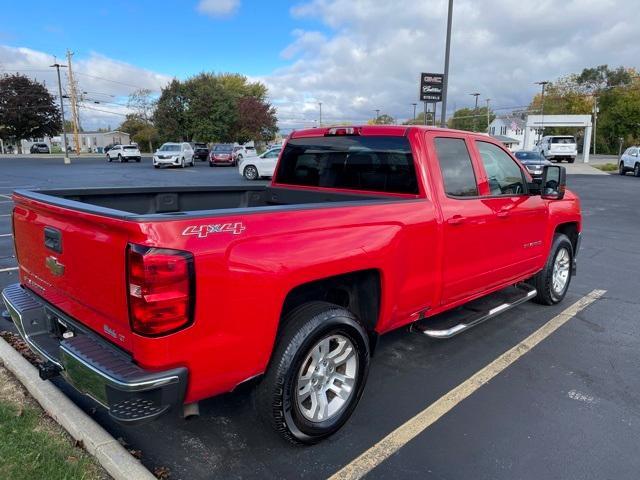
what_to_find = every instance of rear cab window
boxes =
[275,135,419,195]
[433,137,478,197]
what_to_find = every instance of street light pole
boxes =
[412,103,417,122]
[318,101,323,127]
[440,0,454,128]
[50,61,70,164]
[470,92,480,131]
[535,81,549,142]
[485,98,491,132]
[592,96,598,155]
[375,109,380,123]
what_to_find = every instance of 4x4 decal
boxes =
[182,222,246,238]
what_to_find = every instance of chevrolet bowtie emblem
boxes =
[45,256,65,276]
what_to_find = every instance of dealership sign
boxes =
[420,73,444,102]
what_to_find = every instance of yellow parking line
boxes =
[329,289,607,480]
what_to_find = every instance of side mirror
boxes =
[541,165,566,200]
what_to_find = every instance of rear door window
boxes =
[276,136,419,194]
[551,137,576,144]
[434,137,478,197]
[476,141,526,196]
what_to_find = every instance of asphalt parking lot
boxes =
[1,155,639,479]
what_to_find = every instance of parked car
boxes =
[238,147,282,180]
[153,142,195,168]
[104,144,119,154]
[535,135,577,163]
[209,144,235,166]
[232,145,256,164]
[30,143,50,154]
[619,146,640,177]
[514,150,551,178]
[192,143,209,162]
[3,125,581,445]
[106,144,142,163]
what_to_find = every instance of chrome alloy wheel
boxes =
[552,247,570,295]
[296,334,358,423]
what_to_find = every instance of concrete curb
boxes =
[0,337,156,480]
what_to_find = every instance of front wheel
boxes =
[568,157,575,164]
[107,154,111,162]
[118,154,123,163]
[634,163,640,177]
[530,233,573,305]
[243,165,258,180]
[256,302,370,444]
[619,162,627,175]
[180,157,185,168]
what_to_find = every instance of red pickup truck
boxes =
[2,125,581,444]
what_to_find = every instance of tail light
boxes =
[127,244,195,336]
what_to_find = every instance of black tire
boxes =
[634,163,640,178]
[244,165,258,180]
[118,154,123,163]
[180,157,185,168]
[568,157,575,164]
[154,165,159,169]
[209,162,215,167]
[530,233,573,305]
[256,301,370,445]
[107,154,112,162]
[619,162,626,175]
[136,157,141,163]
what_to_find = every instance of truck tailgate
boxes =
[12,195,134,352]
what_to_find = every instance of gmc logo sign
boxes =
[182,222,246,238]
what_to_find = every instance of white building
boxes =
[488,115,539,151]
[20,131,130,153]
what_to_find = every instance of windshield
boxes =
[123,146,137,150]
[276,136,418,194]
[214,145,233,152]
[551,137,575,144]
[515,151,543,161]
[160,144,180,152]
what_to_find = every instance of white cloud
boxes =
[0,45,171,130]
[196,0,240,18]
[265,0,640,129]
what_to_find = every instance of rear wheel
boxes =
[530,233,573,305]
[243,165,258,180]
[568,157,575,164]
[634,163,640,177]
[136,157,141,163]
[619,162,627,175]
[256,302,370,444]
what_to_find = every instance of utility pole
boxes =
[535,81,549,142]
[470,92,480,131]
[423,102,428,126]
[66,50,81,155]
[592,96,598,155]
[485,98,491,132]
[50,60,70,164]
[318,101,323,127]
[412,103,417,122]
[375,109,380,123]
[440,0,454,128]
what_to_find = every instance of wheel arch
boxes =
[278,269,382,352]
[554,221,579,254]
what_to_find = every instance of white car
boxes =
[619,146,640,177]
[238,147,282,180]
[106,144,141,163]
[535,135,577,163]
[153,142,195,168]
[232,145,257,164]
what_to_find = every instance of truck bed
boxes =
[16,185,392,219]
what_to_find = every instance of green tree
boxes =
[0,74,61,152]
[597,79,640,151]
[153,79,189,142]
[117,114,159,152]
[368,113,395,125]
[127,88,157,152]
[447,107,494,132]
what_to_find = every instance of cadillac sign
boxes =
[419,73,444,102]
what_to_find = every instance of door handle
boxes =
[447,215,465,225]
[496,211,510,218]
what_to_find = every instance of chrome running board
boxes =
[413,284,537,339]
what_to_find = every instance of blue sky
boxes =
[1,0,320,78]
[1,0,638,130]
